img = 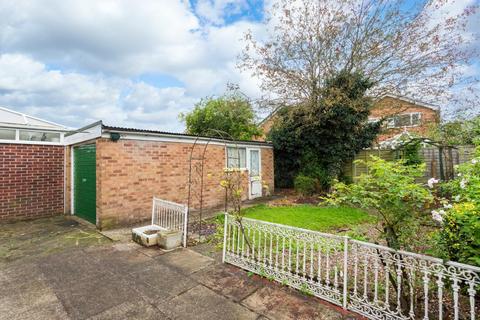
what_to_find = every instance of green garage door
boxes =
[74,144,96,224]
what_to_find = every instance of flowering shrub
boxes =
[436,203,480,266]
[434,148,480,266]
[325,156,434,251]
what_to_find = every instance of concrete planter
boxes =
[131,225,162,247]
[158,230,182,250]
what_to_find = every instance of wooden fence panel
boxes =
[344,145,476,183]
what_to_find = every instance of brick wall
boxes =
[95,138,274,229]
[0,144,64,221]
[371,96,440,141]
[257,97,440,143]
[261,147,274,194]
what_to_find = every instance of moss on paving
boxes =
[242,205,375,232]
[0,216,110,263]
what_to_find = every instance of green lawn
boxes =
[241,204,374,232]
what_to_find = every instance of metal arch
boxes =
[186,129,243,243]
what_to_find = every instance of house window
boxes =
[226,147,246,168]
[386,113,421,128]
[19,130,61,142]
[0,128,16,140]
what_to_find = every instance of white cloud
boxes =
[0,0,265,130]
[0,54,195,131]
[195,0,247,25]
[0,0,201,76]
[0,0,476,131]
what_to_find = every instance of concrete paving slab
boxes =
[54,274,134,320]
[241,286,344,320]
[192,264,262,302]
[0,278,59,320]
[88,299,169,320]
[155,248,214,275]
[125,262,198,304]
[84,246,156,275]
[38,250,112,289]
[13,300,70,320]
[0,216,109,264]
[0,216,361,320]
[0,261,44,294]
[99,227,134,243]
[136,246,167,258]
[189,242,223,261]
[159,285,259,320]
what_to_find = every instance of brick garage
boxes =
[65,123,274,229]
[0,144,65,221]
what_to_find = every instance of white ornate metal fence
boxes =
[152,197,188,247]
[222,213,480,320]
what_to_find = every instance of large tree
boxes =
[428,116,480,145]
[180,89,262,140]
[270,71,381,189]
[240,0,478,115]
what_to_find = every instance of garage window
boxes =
[0,128,15,140]
[227,147,246,168]
[19,130,61,142]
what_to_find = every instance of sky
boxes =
[0,0,267,131]
[0,0,478,131]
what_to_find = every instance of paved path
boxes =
[0,216,360,320]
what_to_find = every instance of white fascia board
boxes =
[0,123,69,132]
[0,140,64,146]
[64,122,102,145]
[100,131,273,149]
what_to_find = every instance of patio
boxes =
[0,216,359,320]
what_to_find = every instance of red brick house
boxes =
[369,94,440,142]
[1,108,274,228]
[258,94,440,142]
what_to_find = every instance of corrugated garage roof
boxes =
[102,124,273,146]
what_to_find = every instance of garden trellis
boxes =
[186,129,243,242]
[223,213,480,320]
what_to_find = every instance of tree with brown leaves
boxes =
[240,0,478,115]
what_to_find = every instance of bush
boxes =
[325,156,434,251]
[269,71,381,190]
[299,152,334,191]
[436,203,480,266]
[433,145,480,266]
[401,142,423,166]
[294,175,317,197]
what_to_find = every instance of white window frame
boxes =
[224,145,263,175]
[0,127,64,145]
[247,148,262,199]
[246,148,262,177]
[386,112,422,129]
[226,146,247,170]
[0,128,17,141]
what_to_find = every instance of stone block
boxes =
[131,225,162,247]
[158,230,182,250]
